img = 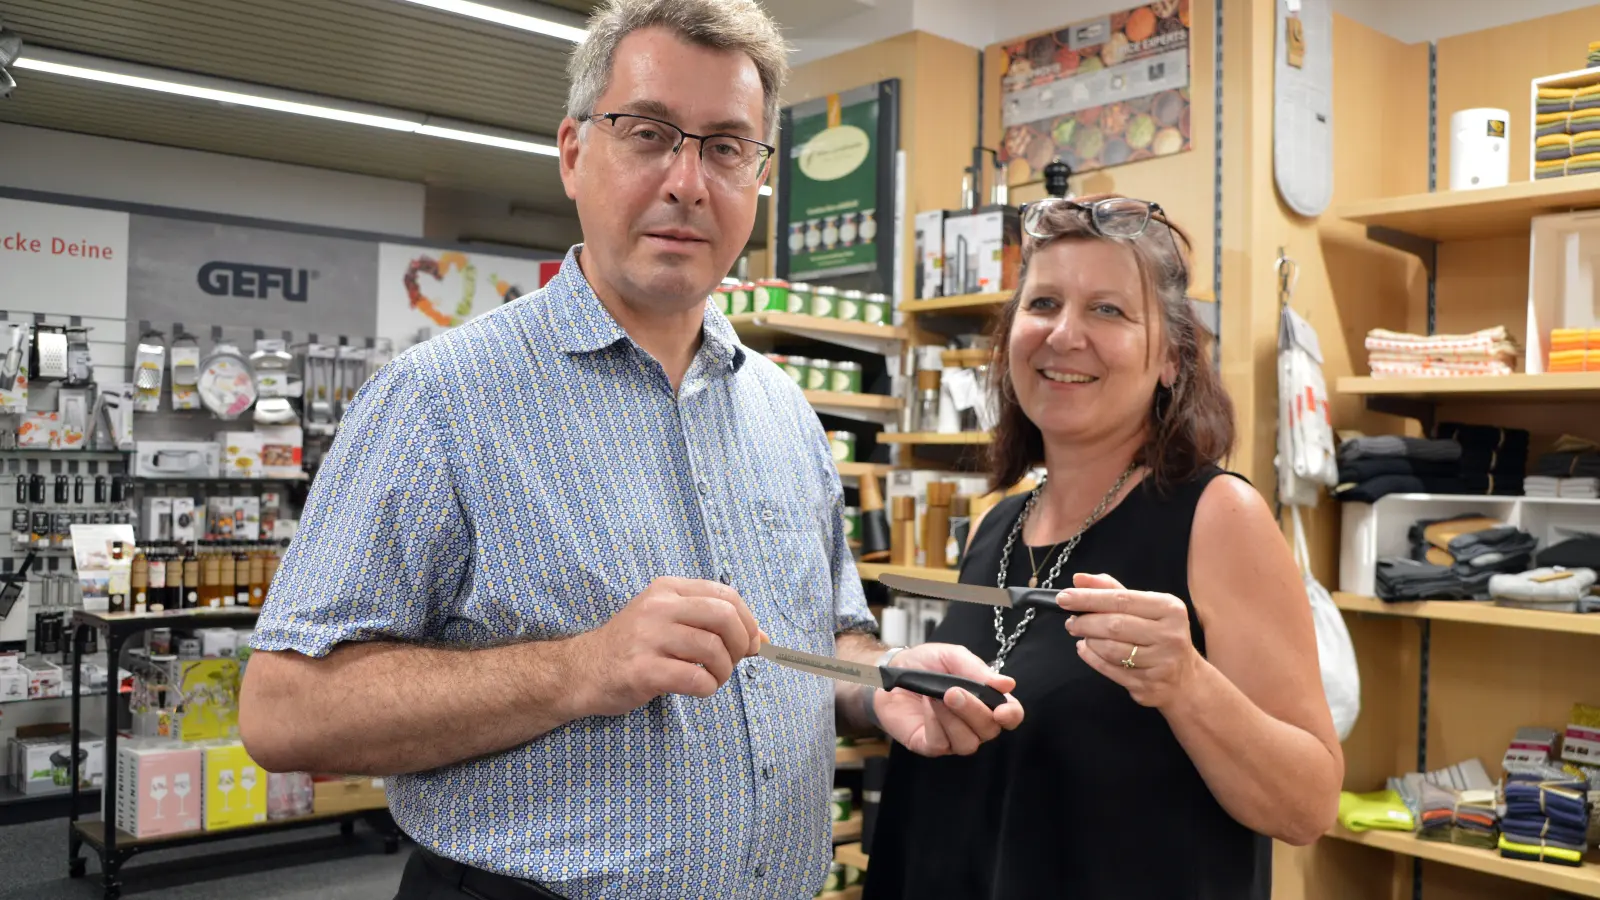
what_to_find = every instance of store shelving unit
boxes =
[1333,593,1600,637]
[877,432,992,445]
[1326,827,1600,897]
[66,607,399,900]
[1334,146,1600,897]
[804,390,904,426]
[899,291,1011,314]
[832,811,862,843]
[727,312,909,356]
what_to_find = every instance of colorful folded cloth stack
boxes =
[1365,326,1517,378]
[1590,41,1600,68]
[1537,438,1600,479]
[1489,566,1599,612]
[1537,151,1600,180]
[1415,781,1499,848]
[1337,789,1415,833]
[1550,328,1600,372]
[1500,769,1592,866]
[1436,422,1528,496]
[1539,85,1600,115]
[1333,435,1466,502]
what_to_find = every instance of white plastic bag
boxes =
[1276,304,1338,506]
[1292,506,1361,741]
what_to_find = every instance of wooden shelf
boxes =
[818,888,863,900]
[1336,372,1600,403]
[899,291,1010,314]
[727,312,909,355]
[835,842,870,871]
[71,805,388,852]
[835,740,891,768]
[804,391,902,412]
[857,563,960,584]
[1325,827,1600,896]
[833,810,862,843]
[1337,172,1600,243]
[878,431,992,445]
[835,462,896,481]
[1332,592,1600,637]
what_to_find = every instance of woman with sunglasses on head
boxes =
[861,194,1343,900]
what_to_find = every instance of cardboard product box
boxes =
[216,432,265,479]
[206,498,262,541]
[256,426,304,479]
[116,743,203,838]
[968,204,1022,296]
[17,412,60,449]
[133,441,221,479]
[914,210,948,299]
[169,658,241,742]
[312,775,388,816]
[195,628,239,659]
[22,660,63,699]
[941,210,978,297]
[143,497,173,542]
[1562,703,1600,766]
[171,498,198,543]
[0,669,26,702]
[9,730,104,795]
[201,742,267,830]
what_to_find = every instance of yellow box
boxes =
[173,659,240,742]
[201,742,267,831]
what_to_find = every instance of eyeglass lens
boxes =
[599,114,768,187]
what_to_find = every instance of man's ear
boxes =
[558,118,582,201]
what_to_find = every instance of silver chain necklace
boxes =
[991,462,1139,673]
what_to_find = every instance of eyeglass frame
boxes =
[1019,197,1190,291]
[583,112,777,187]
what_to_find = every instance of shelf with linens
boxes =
[1326,826,1600,897]
[1337,171,1600,244]
[856,563,961,584]
[1332,592,1600,637]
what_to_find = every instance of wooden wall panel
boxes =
[1436,5,1600,189]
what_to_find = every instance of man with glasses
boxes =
[238,1,1022,898]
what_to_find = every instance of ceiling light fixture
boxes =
[392,0,587,43]
[14,47,559,156]
[759,185,772,196]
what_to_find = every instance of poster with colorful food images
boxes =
[997,0,1192,184]
[374,243,557,349]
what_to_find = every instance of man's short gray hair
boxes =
[566,0,790,144]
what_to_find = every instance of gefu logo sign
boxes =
[197,261,318,302]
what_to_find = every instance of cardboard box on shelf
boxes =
[312,775,388,816]
[256,426,304,479]
[8,728,104,795]
[117,743,203,838]
[201,742,267,830]
[217,432,265,479]
[168,658,241,742]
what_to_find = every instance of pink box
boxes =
[116,744,202,838]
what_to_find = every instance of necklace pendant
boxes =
[1028,575,1037,588]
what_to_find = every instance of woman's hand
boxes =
[1058,571,1202,709]
[873,642,1025,757]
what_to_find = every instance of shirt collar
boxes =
[542,245,746,372]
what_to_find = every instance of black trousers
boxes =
[395,844,567,900]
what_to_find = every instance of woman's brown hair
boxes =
[986,193,1235,493]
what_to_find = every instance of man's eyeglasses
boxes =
[585,113,775,190]
[1020,196,1189,289]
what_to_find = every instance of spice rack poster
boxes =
[775,79,900,287]
[374,244,559,349]
[998,0,1193,184]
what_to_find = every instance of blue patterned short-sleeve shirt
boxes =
[251,246,876,898]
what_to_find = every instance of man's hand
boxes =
[570,577,764,717]
[873,642,1024,757]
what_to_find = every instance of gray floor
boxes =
[0,817,409,900]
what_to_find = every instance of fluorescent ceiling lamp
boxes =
[14,46,558,156]
[393,0,587,42]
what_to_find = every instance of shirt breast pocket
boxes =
[750,499,835,637]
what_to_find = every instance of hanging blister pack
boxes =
[195,341,258,421]
[0,322,29,413]
[336,343,366,417]
[303,342,338,436]
[250,338,298,400]
[32,325,68,382]
[133,330,167,413]
[169,329,202,410]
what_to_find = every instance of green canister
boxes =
[782,355,809,387]
[862,292,890,325]
[731,282,755,314]
[842,506,860,542]
[824,862,845,892]
[829,360,862,393]
[755,279,790,312]
[827,430,856,462]
[787,282,813,314]
[837,289,865,321]
[830,787,852,822]
[811,285,839,318]
[806,358,832,392]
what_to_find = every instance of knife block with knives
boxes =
[857,474,891,562]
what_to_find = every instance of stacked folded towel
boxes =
[1500,769,1592,867]
[1333,435,1465,502]
[1539,85,1600,116]
[1336,789,1414,833]
[1590,41,1600,68]
[1436,422,1528,496]
[1525,476,1600,499]
[1539,532,1600,570]
[1537,152,1600,180]
[1375,514,1540,601]
[1364,326,1517,378]
[1538,110,1600,139]
[1550,328,1600,372]
[1537,436,1600,479]
[1489,566,1599,612]
[1416,781,1499,849]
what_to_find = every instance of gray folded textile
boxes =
[1490,567,1597,603]
[1339,435,1462,463]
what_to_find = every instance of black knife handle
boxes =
[1010,588,1065,612]
[881,667,1007,711]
